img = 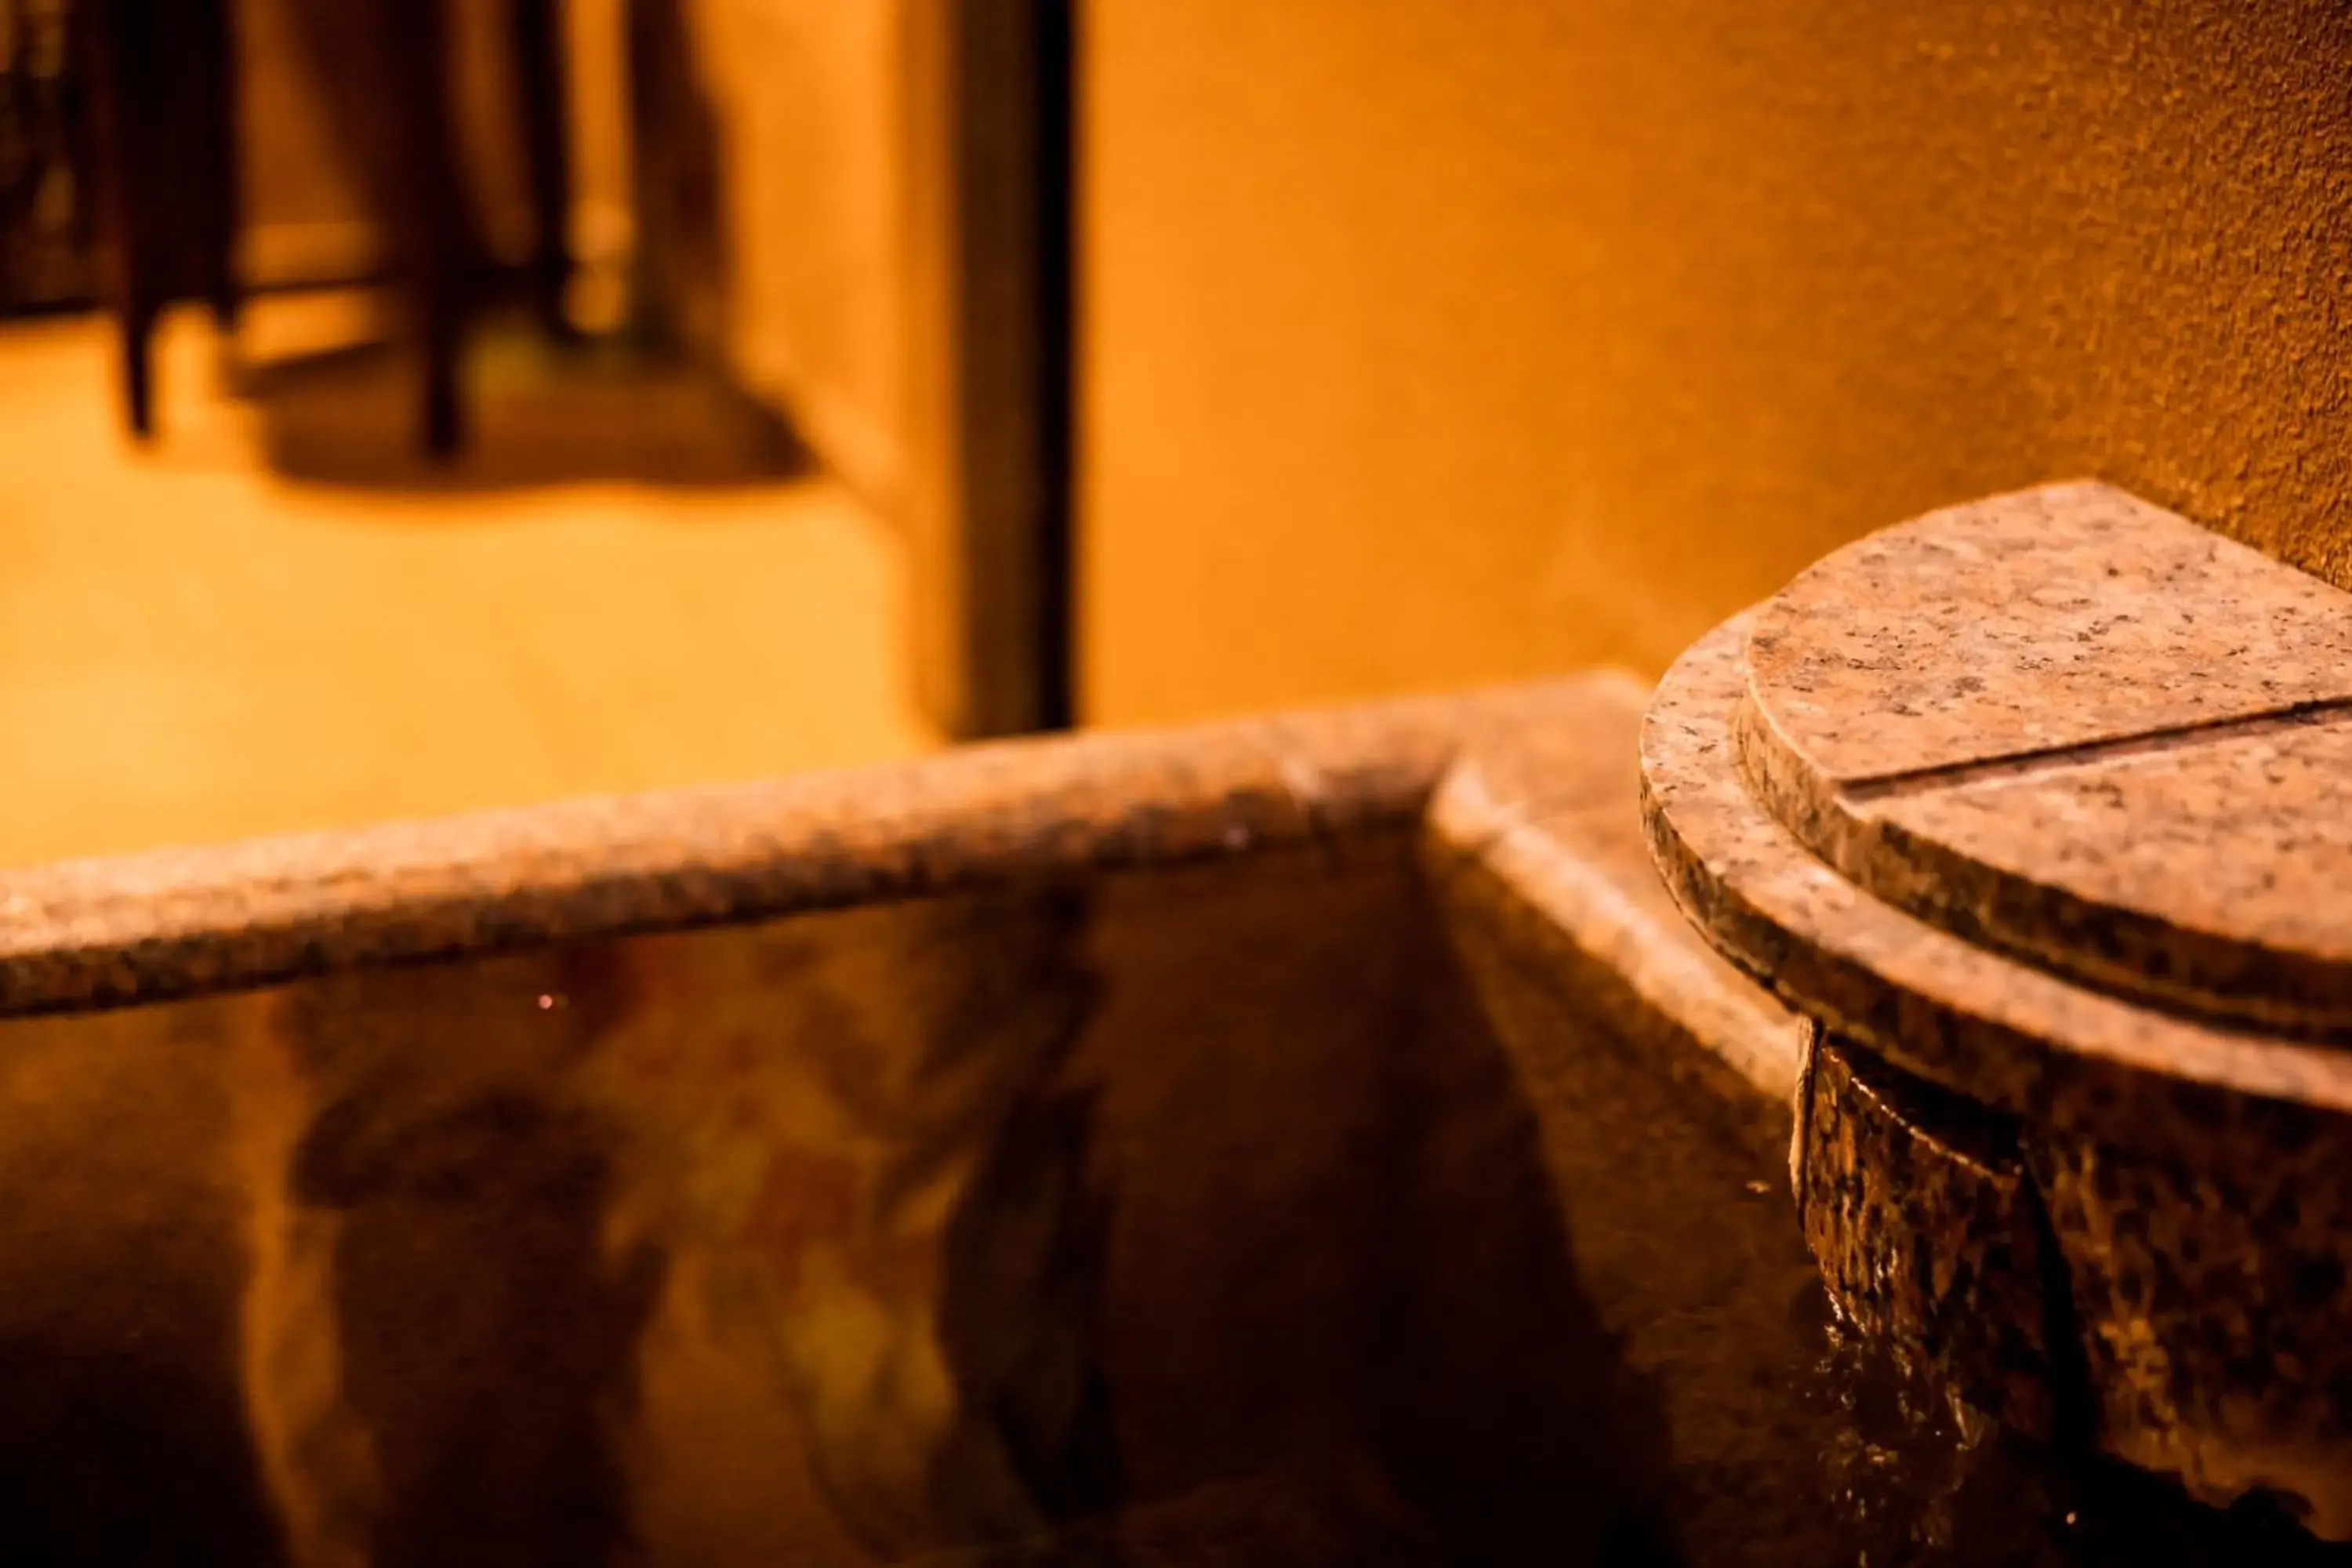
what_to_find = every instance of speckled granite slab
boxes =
[1857,717,2352,1033]
[1643,482,2352,1539]
[1646,612,2352,1152]
[1735,481,2352,1032]
[1740,481,2352,779]
[0,683,1597,1018]
[1793,1027,2056,1441]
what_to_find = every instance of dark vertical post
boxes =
[510,0,575,339]
[929,0,1077,737]
[197,0,240,336]
[385,0,467,458]
[75,0,148,436]
[1031,0,1076,730]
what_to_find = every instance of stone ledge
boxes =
[0,678,1625,1018]
[1424,670,1802,1127]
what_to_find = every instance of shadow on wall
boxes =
[228,0,783,494]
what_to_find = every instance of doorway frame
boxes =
[902,0,1075,737]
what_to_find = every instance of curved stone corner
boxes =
[1643,480,2352,1540]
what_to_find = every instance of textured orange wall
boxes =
[1080,0,2352,724]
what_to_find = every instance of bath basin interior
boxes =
[0,683,2321,1564]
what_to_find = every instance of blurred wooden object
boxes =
[78,0,580,453]
[510,0,575,342]
[279,0,577,458]
[0,0,91,313]
[75,0,241,438]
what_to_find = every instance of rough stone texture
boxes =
[1418,709,1860,1568]
[1644,485,2352,1540]
[1863,716,2352,1035]
[1643,612,2352,1160]
[1737,481,2352,1033]
[1424,668,1805,1115]
[1795,1029,2057,1439]
[0,681,1601,1018]
[1424,742,2335,1563]
[2027,1123,2352,1537]
[1741,483,2352,782]
[1423,860,1835,1568]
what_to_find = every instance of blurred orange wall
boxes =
[1080,0,2352,724]
[681,0,913,515]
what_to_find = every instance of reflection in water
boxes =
[0,997,285,1566]
[241,886,1116,1566]
[254,949,658,1568]
[0,839,2335,1563]
[614,888,1114,1559]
